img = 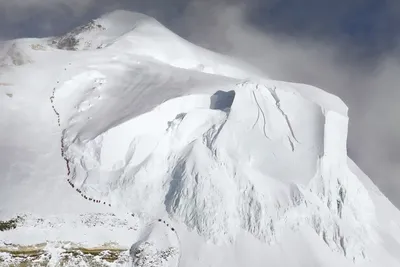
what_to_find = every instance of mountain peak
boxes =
[1,9,400,267]
[50,10,156,51]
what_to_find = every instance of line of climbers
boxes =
[52,64,176,234]
[49,87,60,126]
[158,218,175,232]
[66,178,111,206]
[60,138,71,176]
[52,66,116,210]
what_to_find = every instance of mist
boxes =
[1,0,399,206]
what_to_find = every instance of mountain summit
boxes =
[1,10,400,267]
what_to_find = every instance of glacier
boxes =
[1,10,400,267]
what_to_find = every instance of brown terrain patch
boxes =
[0,83,12,86]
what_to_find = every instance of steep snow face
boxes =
[62,74,377,262]
[1,9,400,267]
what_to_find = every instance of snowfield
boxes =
[1,10,400,267]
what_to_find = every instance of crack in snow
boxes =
[252,86,270,140]
[251,91,261,130]
[265,85,299,151]
[287,136,295,152]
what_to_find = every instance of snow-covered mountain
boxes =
[1,10,400,267]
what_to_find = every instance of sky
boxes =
[1,0,399,207]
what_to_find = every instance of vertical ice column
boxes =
[318,110,350,214]
[322,110,349,165]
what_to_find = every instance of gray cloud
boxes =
[1,0,399,207]
[0,0,189,40]
[0,0,96,39]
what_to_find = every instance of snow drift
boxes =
[1,9,400,267]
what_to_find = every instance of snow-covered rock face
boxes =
[1,9,400,267]
[130,222,180,267]
[62,75,376,261]
[0,42,32,67]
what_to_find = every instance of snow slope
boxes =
[1,10,400,267]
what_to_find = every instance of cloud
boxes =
[0,0,97,39]
[0,0,190,39]
[0,0,94,15]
